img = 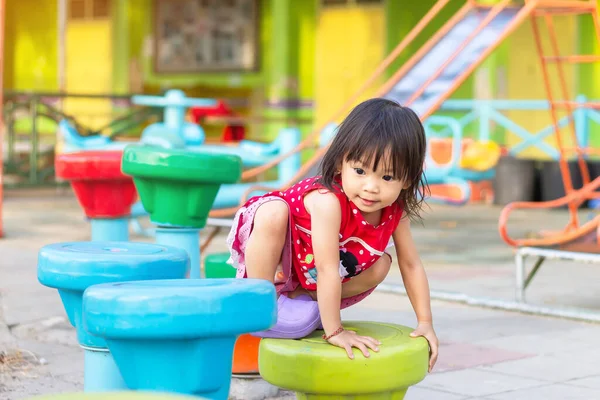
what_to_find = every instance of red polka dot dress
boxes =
[231,176,404,293]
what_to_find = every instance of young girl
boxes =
[227,98,438,372]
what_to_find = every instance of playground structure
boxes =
[38,0,600,250]
[57,89,309,210]
[493,0,600,303]
[203,0,566,219]
[3,0,600,396]
[57,89,299,169]
[38,144,430,399]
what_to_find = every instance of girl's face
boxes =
[339,154,408,218]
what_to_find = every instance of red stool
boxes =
[55,150,137,241]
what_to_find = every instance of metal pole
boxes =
[515,250,526,302]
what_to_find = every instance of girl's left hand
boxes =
[410,322,439,373]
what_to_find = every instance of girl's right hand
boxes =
[327,329,381,359]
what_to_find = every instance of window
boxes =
[68,0,110,21]
[92,0,110,18]
[154,0,259,73]
[69,0,86,19]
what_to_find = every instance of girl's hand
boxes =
[410,322,439,372]
[327,329,381,359]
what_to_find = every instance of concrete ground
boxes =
[1,188,600,400]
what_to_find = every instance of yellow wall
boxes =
[63,20,113,130]
[4,0,58,90]
[506,16,578,159]
[314,4,385,127]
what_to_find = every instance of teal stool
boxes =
[37,241,189,392]
[83,279,277,399]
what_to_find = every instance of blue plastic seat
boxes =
[37,241,189,348]
[82,278,276,399]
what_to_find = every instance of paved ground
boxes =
[1,188,600,399]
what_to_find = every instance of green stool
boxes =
[259,322,429,399]
[122,145,242,229]
[204,252,237,278]
[122,145,242,278]
[26,392,201,400]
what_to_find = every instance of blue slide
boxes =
[381,7,523,202]
[383,7,520,117]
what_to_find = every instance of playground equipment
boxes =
[55,144,242,279]
[210,127,302,209]
[38,144,280,398]
[498,0,600,248]
[58,89,214,152]
[259,322,429,399]
[204,250,265,376]
[207,0,554,219]
[422,116,473,205]
[56,89,210,152]
[58,90,298,168]
[189,100,246,142]
[83,279,276,399]
[54,145,264,377]
[495,0,600,304]
[37,241,190,391]
[423,117,501,205]
[131,89,212,146]
[57,90,302,214]
[121,145,242,278]
[55,150,137,241]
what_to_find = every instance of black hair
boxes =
[318,98,429,221]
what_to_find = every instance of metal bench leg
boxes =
[515,250,526,302]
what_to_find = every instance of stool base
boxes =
[155,227,200,279]
[83,346,127,392]
[90,218,129,242]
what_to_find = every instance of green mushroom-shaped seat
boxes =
[121,145,242,229]
[258,322,430,399]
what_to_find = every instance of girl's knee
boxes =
[253,201,289,236]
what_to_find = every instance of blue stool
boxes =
[37,241,190,392]
[82,279,277,399]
